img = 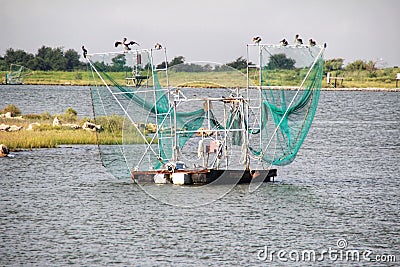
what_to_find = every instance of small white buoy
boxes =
[154,173,168,184]
[172,172,192,185]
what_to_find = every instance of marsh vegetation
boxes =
[0,105,148,150]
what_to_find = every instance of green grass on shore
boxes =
[1,67,400,88]
[1,130,117,149]
[24,71,90,85]
[0,113,150,150]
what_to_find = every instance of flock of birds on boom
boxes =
[252,34,321,47]
[81,38,163,58]
[81,34,323,58]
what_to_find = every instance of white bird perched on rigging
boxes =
[309,39,317,47]
[280,38,288,46]
[154,43,162,50]
[253,36,262,44]
[295,34,303,46]
[114,37,139,51]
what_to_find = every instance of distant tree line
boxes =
[0,46,85,71]
[324,58,386,77]
[156,56,234,72]
[324,58,386,72]
[0,46,392,75]
[0,46,294,73]
[93,54,133,72]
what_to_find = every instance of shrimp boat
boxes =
[84,41,325,185]
[5,64,32,85]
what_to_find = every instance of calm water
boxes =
[0,85,399,266]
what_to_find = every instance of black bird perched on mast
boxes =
[114,37,139,51]
[309,39,317,47]
[295,34,303,45]
[82,45,88,58]
[253,36,262,44]
[280,38,288,46]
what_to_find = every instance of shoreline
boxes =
[321,87,400,92]
[1,83,399,92]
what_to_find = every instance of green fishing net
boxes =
[247,44,324,165]
[86,44,324,177]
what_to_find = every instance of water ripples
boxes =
[1,87,399,265]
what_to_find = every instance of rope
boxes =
[89,86,104,167]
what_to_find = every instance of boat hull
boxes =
[132,169,277,185]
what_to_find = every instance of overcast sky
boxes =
[1,0,399,66]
